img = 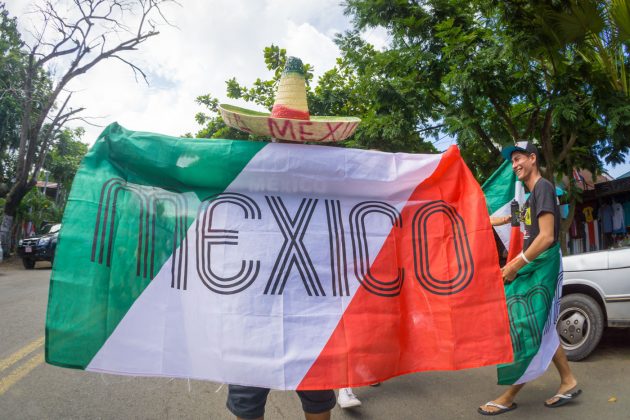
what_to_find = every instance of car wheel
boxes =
[22,258,36,269]
[556,293,604,361]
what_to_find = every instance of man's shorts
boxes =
[226,384,336,419]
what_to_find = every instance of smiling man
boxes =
[479,141,582,416]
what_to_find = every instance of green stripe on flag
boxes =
[45,123,266,369]
[497,243,561,385]
[482,161,516,214]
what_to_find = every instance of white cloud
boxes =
[283,22,340,79]
[362,26,391,51]
[4,0,353,144]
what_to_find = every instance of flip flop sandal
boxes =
[544,389,582,408]
[478,401,518,416]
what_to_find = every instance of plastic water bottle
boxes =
[510,200,520,227]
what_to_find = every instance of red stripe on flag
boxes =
[297,146,513,390]
[506,226,524,262]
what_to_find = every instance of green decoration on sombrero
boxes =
[219,56,361,142]
[282,56,306,76]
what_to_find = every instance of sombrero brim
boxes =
[219,104,360,142]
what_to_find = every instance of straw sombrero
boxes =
[219,57,360,142]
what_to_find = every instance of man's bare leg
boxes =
[305,411,331,420]
[545,346,578,405]
[479,384,525,414]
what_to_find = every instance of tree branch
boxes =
[540,106,555,180]
[557,131,577,164]
[488,94,520,140]
[523,107,540,140]
[111,54,149,84]
[418,123,446,133]
[31,97,84,183]
[461,93,501,157]
[471,121,501,158]
[11,0,172,219]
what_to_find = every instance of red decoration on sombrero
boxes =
[271,104,310,120]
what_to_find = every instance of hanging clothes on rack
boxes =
[583,206,600,251]
[599,203,613,234]
[623,201,630,228]
[612,200,626,234]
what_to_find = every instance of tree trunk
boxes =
[539,106,555,183]
[0,214,12,257]
[0,179,35,251]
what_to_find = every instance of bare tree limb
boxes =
[3,0,174,246]
[111,54,149,83]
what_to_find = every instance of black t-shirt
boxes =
[522,178,560,251]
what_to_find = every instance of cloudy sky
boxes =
[4,0,630,178]
[5,0,390,142]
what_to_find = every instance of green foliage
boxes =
[16,187,62,229]
[192,1,629,184]
[44,127,88,208]
[542,0,630,95]
[194,45,312,142]
[0,3,24,191]
[224,45,314,110]
[193,94,253,140]
[0,3,55,196]
[341,0,629,183]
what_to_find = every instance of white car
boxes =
[559,246,630,360]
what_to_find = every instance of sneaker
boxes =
[337,388,361,408]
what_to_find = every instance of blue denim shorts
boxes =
[226,385,336,419]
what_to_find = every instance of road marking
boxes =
[0,352,44,396]
[0,337,44,373]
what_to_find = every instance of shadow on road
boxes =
[583,328,630,363]
[0,256,53,271]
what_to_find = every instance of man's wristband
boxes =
[520,251,531,264]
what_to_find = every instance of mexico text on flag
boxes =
[45,123,513,390]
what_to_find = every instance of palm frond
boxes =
[550,0,605,45]
[611,0,630,41]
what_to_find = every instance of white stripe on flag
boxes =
[86,145,443,389]
[513,251,563,385]
[491,201,512,250]
[491,180,525,251]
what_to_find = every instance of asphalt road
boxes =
[1,258,629,420]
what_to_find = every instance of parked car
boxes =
[559,246,630,361]
[16,223,61,269]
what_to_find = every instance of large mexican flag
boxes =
[46,123,512,390]
[482,162,562,385]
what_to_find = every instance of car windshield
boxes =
[41,224,61,234]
